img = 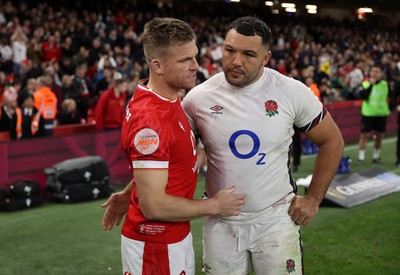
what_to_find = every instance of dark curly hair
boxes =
[226,16,272,47]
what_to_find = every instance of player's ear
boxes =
[263,50,272,66]
[150,59,163,74]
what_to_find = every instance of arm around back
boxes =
[134,168,246,222]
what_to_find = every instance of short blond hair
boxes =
[143,17,196,62]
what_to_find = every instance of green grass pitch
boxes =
[0,137,399,274]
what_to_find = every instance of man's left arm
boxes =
[288,112,344,225]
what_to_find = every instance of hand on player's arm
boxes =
[101,179,135,231]
[289,112,344,225]
[134,169,246,222]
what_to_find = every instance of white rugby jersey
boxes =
[182,68,323,221]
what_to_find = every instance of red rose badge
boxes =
[286,259,296,273]
[265,100,279,117]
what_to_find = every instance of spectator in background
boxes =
[94,73,127,131]
[41,35,61,64]
[61,74,75,100]
[320,81,337,104]
[125,70,140,103]
[59,56,76,76]
[88,38,103,67]
[33,76,57,136]
[73,46,90,66]
[291,126,302,173]
[17,58,41,88]
[58,98,83,125]
[10,92,45,140]
[95,66,114,97]
[0,93,17,132]
[43,69,62,112]
[60,36,76,61]
[276,59,287,75]
[209,38,222,64]
[97,54,117,72]
[18,78,37,106]
[0,37,13,74]
[345,59,365,100]
[10,26,28,74]
[94,52,117,82]
[26,37,42,70]
[71,63,92,120]
[0,72,7,103]
[197,56,210,82]
[3,77,22,103]
[358,65,391,164]
[304,76,321,100]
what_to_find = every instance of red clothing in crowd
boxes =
[94,87,126,131]
[41,41,62,63]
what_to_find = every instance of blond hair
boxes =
[143,17,196,62]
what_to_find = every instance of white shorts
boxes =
[121,232,195,275]
[203,193,303,275]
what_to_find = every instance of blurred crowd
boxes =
[1,0,400,139]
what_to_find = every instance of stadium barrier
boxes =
[0,100,397,189]
[0,127,131,190]
[325,100,397,142]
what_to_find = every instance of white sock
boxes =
[373,149,381,159]
[358,150,365,161]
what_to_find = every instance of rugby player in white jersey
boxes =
[182,16,344,275]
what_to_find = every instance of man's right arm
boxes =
[101,179,135,231]
[135,169,245,222]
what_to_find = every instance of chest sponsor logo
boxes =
[134,128,159,155]
[210,105,223,114]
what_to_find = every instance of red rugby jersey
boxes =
[121,82,198,244]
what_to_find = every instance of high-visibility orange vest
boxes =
[15,108,40,140]
[34,87,57,120]
[309,83,321,101]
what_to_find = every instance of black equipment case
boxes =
[44,156,114,203]
[0,179,43,211]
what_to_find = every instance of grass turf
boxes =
[1,137,399,274]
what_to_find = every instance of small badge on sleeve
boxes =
[134,128,160,155]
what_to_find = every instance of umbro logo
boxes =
[210,105,223,114]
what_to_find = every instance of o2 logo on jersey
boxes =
[229,130,266,165]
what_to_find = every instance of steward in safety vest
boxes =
[11,92,45,140]
[357,65,391,164]
[360,75,390,117]
[33,76,57,135]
